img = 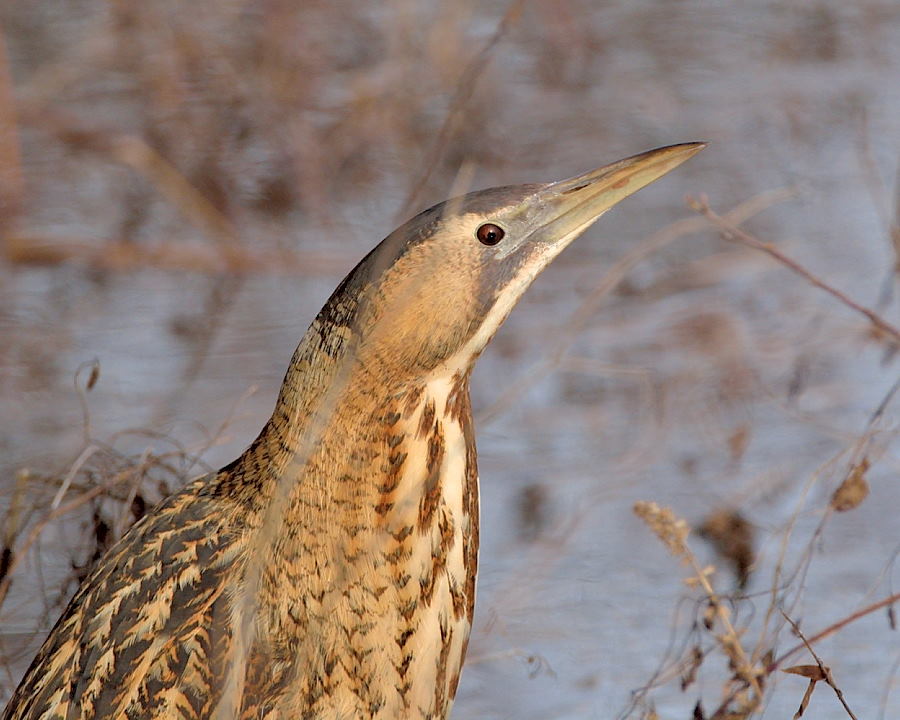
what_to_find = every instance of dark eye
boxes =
[476,223,505,246]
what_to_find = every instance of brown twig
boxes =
[689,194,900,345]
[16,105,239,247]
[0,480,113,608]
[634,501,764,714]
[779,609,859,720]
[770,591,900,674]
[3,234,352,275]
[397,0,525,220]
[0,25,24,241]
[0,442,185,610]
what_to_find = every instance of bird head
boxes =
[317,143,705,385]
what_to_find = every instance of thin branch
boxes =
[50,444,100,510]
[3,234,352,276]
[779,609,859,720]
[689,194,900,345]
[770,591,900,674]
[0,480,111,608]
[0,24,24,241]
[396,0,525,220]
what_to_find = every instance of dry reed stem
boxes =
[49,444,101,510]
[755,372,900,684]
[397,0,526,220]
[0,472,126,608]
[633,501,764,714]
[854,108,900,281]
[15,102,240,246]
[770,591,900,675]
[3,234,352,275]
[0,25,24,240]
[689,194,900,346]
[109,135,240,245]
[0,362,253,622]
[779,609,859,720]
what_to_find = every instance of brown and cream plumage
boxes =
[3,143,703,720]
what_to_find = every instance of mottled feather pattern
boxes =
[3,364,478,720]
[235,371,478,718]
[4,480,248,719]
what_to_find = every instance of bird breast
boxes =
[259,370,480,719]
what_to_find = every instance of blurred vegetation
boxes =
[2,1,900,718]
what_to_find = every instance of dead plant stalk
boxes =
[689,195,900,346]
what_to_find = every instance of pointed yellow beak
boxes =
[525,142,706,252]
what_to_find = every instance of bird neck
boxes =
[209,290,481,717]
[220,299,476,513]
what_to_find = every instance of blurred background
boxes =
[2,1,900,717]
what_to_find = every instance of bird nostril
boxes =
[476,223,504,246]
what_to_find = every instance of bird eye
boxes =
[476,223,505,246]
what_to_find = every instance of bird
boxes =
[3,142,704,720]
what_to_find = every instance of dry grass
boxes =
[630,336,900,719]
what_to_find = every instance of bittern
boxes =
[3,142,703,720]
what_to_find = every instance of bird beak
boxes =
[520,142,706,256]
